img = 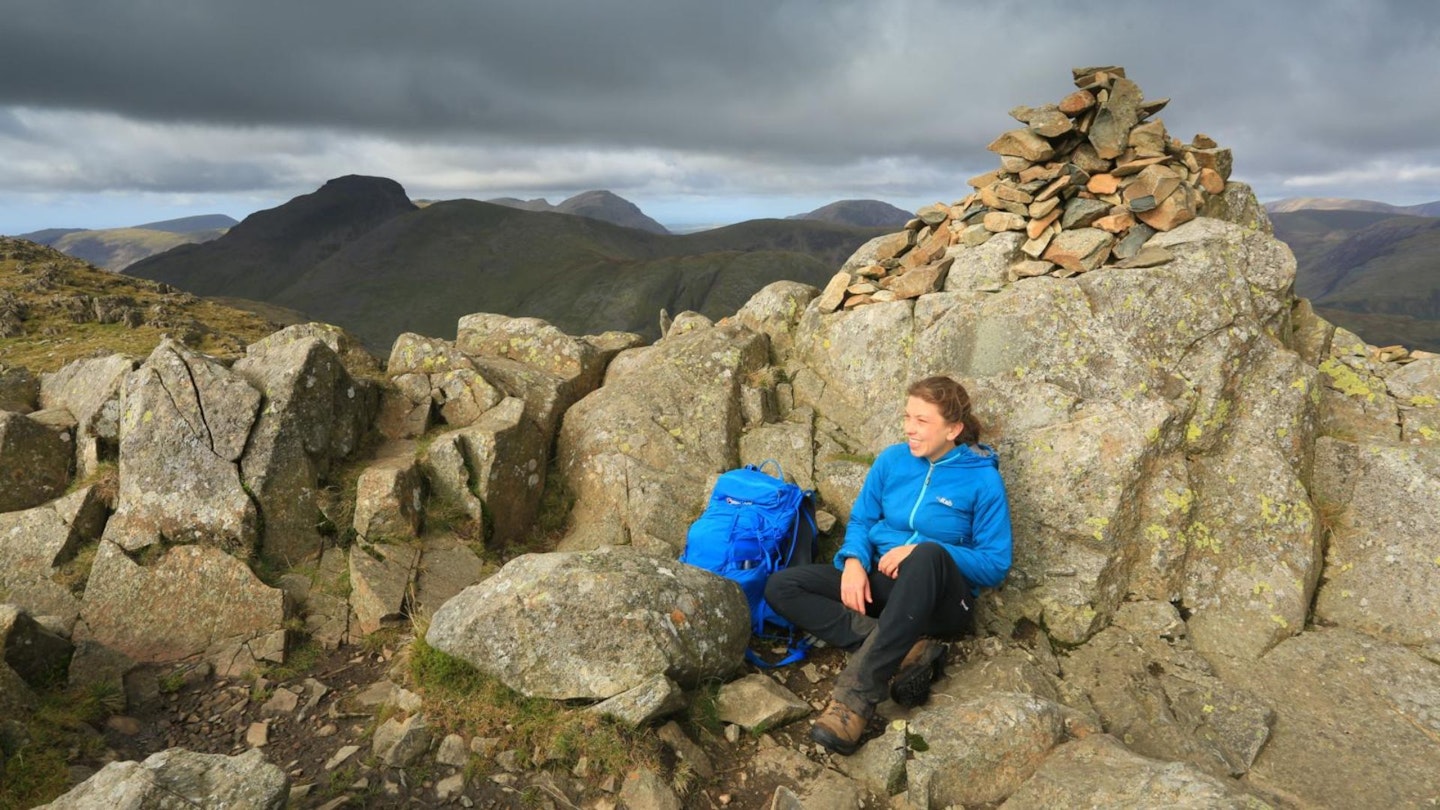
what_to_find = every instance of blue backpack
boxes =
[679,460,817,666]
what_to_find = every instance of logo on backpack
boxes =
[678,460,816,642]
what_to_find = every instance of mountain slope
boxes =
[1272,210,1440,351]
[788,199,913,228]
[268,200,858,350]
[126,175,416,299]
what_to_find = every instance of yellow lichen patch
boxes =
[1085,516,1110,541]
[1185,521,1221,553]
[1162,487,1194,514]
[1318,358,1376,402]
[1144,524,1170,543]
[1186,421,1204,443]
[1270,613,1289,628]
[1410,395,1437,407]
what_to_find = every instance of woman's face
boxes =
[903,395,961,462]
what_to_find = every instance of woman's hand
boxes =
[877,544,917,579]
[840,557,871,614]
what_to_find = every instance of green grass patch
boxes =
[0,237,278,373]
[259,639,324,683]
[0,684,116,810]
[407,635,653,779]
[51,542,99,597]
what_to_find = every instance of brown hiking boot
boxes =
[889,638,948,707]
[810,699,871,755]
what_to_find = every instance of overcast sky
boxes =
[2,0,1438,233]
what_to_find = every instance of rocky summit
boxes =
[4,67,1440,809]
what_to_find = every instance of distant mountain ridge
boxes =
[13,214,239,272]
[788,199,913,228]
[486,189,669,234]
[126,176,888,352]
[1266,196,1440,217]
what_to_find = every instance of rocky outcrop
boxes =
[425,548,750,699]
[38,747,288,809]
[382,315,636,547]
[556,322,768,553]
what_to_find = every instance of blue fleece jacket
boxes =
[834,442,1013,591]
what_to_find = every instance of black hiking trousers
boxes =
[764,542,973,710]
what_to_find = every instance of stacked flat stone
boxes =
[817,66,1234,313]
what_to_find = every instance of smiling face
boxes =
[903,395,962,462]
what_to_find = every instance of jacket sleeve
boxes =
[834,451,887,572]
[942,471,1013,588]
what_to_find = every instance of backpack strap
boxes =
[754,458,784,480]
[746,637,812,669]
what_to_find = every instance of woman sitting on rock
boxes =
[765,375,1013,754]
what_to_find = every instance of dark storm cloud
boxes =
[1,0,1439,203]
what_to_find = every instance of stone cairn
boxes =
[818,65,1234,312]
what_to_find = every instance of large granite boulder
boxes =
[422,397,546,546]
[75,542,285,677]
[102,340,260,552]
[349,541,420,635]
[556,322,768,553]
[234,328,375,565]
[39,354,136,477]
[0,410,72,513]
[0,486,108,626]
[0,363,38,413]
[426,548,749,699]
[1,604,73,688]
[352,441,425,542]
[38,747,288,809]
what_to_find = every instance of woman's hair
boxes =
[907,375,982,446]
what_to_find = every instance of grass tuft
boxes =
[407,635,654,779]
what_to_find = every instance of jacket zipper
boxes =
[905,460,936,544]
